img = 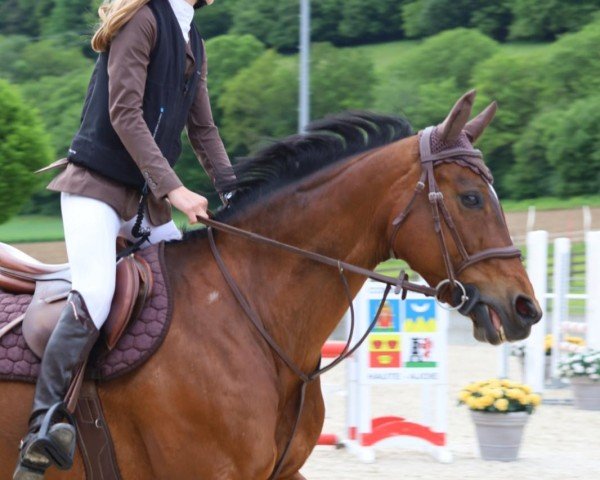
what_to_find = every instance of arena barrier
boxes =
[501,230,600,391]
[317,282,452,463]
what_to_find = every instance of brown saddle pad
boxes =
[0,243,172,383]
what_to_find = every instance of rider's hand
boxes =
[167,186,208,224]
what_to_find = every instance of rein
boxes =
[200,218,411,479]
[195,125,521,477]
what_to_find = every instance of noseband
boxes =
[389,126,521,303]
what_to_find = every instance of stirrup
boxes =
[20,403,77,471]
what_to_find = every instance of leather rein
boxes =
[196,126,521,478]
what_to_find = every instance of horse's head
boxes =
[390,90,542,345]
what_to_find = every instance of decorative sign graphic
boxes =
[404,299,437,332]
[369,333,401,368]
[371,299,400,332]
[360,288,447,384]
[405,335,437,368]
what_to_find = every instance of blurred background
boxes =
[0,0,599,243]
[1,3,599,476]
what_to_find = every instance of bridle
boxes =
[195,125,522,478]
[389,126,521,304]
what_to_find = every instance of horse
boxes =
[0,91,541,479]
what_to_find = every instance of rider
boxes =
[14,0,234,477]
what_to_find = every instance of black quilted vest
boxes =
[68,0,203,191]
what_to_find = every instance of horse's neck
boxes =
[220,140,419,371]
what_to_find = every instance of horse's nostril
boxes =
[515,295,541,325]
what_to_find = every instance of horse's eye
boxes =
[460,193,482,208]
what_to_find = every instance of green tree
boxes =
[376,29,497,126]
[509,0,600,41]
[43,0,95,35]
[219,50,297,155]
[396,29,498,88]
[336,0,405,44]
[231,0,299,51]
[2,38,91,83]
[470,51,546,193]
[219,43,377,156]
[402,0,475,38]
[0,0,40,36]
[20,69,92,156]
[469,1,512,41]
[310,43,376,118]
[311,0,344,44]
[505,110,562,199]
[204,34,266,123]
[404,79,463,129]
[0,79,52,224]
[0,35,29,79]
[540,19,600,107]
[194,0,236,39]
[546,96,600,197]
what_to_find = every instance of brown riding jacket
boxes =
[45,6,235,225]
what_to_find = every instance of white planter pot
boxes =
[570,377,600,411]
[470,411,529,461]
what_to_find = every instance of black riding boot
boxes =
[14,291,99,480]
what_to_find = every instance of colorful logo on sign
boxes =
[404,299,437,332]
[405,335,436,368]
[369,333,401,368]
[371,299,400,332]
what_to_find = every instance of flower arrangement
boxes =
[558,349,600,381]
[545,334,585,355]
[458,378,541,414]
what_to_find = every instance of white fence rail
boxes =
[511,230,600,392]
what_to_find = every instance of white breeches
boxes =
[61,192,181,328]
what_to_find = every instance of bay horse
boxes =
[0,91,541,479]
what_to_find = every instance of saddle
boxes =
[0,241,170,480]
[0,240,153,356]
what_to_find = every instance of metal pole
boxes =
[299,0,310,133]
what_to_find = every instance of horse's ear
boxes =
[438,90,476,143]
[464,101,497,144]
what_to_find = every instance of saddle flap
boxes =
[103,257,140,350]
[23,279,71,358]
[22,253,153,357]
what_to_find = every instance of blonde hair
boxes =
[91,0,150,52]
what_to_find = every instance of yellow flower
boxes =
[466,396,479,409]
[566,336,585,346]
[479,395,495,408]
[545,334,553,352]
[506,388,525,400]
[494,398,509,411]
[491,388,504,398]
[521,385,532,394]
[527,393,542,406]
[458,390,471,402]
